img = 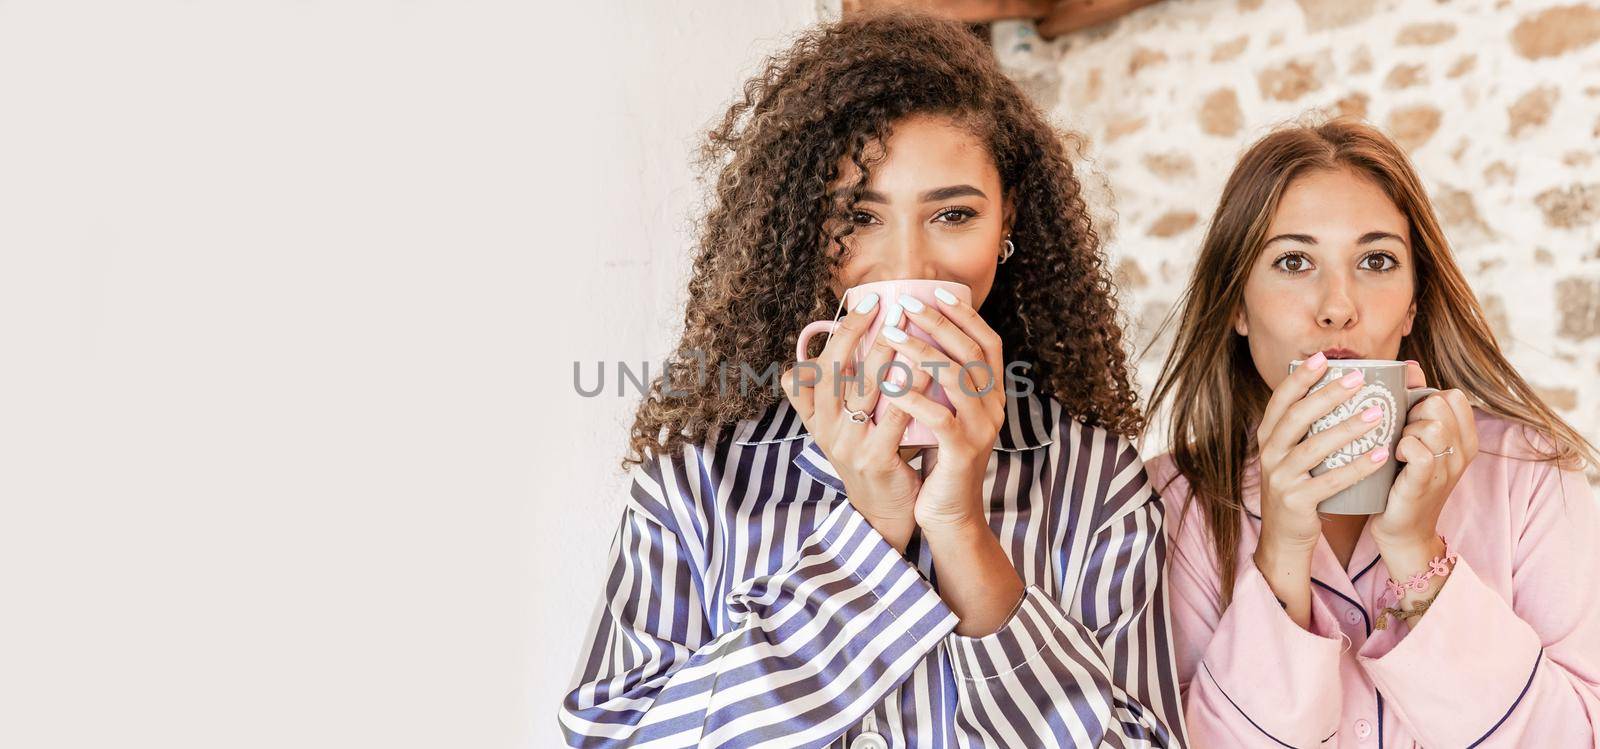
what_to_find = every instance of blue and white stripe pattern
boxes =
[560,390,1186,748]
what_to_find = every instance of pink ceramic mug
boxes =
[794,279,974,447]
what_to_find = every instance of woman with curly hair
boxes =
[1147,119,1600,747]
[560,12,1185,748]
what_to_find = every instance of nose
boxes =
[883,225,940,281]
[1317,273,1358,330]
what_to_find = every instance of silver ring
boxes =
[845,407,870,424]
[1433,446,1455,458]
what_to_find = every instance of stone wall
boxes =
[991,0,1600,460]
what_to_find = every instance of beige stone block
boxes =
[1536,184,1600,229]
[1557,277,1600,340]
[1142,152,1196,179]
[1511,5,1600,60]
[1295,0,1377,32]
[1397,22,1457,46]
[1211,36,1248,63]
[1199,88,1244,137]
[1384,63,1427,90]
[1386,105,1443,151]
[1148,210,1199,237]
[1259,56,1327,101]
[1508,86,1559,137]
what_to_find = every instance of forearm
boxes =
[857,506,916,554]
[1253,540,1316,630]
[923,513,1025,636]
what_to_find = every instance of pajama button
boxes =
[1344,608,1363,625]
[1355,719,1373,739]
[851,732,889,749]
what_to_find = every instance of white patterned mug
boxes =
[1287,359,1438,515]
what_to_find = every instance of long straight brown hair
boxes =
[1149,118,1597,602]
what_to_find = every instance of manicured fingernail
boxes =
[933,288,959,305]
[1306,352,1327,369]
[883,303,903,327]
[896,294,925,313]
[1369,447,1390,463]
[1404,359,1419,366]
[881,326,908,343]
[1340,370,1364,388]
[1361,406,1382,422]
[852,292,879,314]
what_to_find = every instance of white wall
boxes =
[0,1,829,747]
[540,1,834,746]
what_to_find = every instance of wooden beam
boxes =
[842,0,1055,23]
[1036,0,1163,38]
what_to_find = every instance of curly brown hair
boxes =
[621,11,1143,469]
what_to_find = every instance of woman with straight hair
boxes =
[559,11,1185,748]
[1147,118,1600,747]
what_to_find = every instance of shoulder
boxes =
[1461,407,1589,505]
[621,420,750,536]
[1044,394,1141,460]
[1144,451,1189,501]
[1142,450,1221,555]
[1041,397,1165,528]
[1470,407,1558,461]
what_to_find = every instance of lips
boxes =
[1320,347,1364,360]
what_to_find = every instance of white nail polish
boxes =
[853,292,879,314]
[883,303,903,327]
[881,326,908,343]
[933,288,958,305]
[897,293,925,313]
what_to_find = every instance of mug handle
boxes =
[795,320,838,363]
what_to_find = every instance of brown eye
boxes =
[1362,253,1397,271]
[1273,253,1310,273]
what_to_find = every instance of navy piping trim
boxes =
[1352,555,1381,582]
[1466,649,1544,748]
[1310,578,1372,633]
[1199,661,1304,749]
[1378,693,1385,748]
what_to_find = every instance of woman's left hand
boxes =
[875,292,1007,533]
[1369,361,1479,553]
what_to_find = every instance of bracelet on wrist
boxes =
[1382,535,1458,604]
[1375,584,1444,630]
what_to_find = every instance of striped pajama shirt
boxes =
[560,389,1186,748]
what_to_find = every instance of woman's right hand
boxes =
[1251,353,1393,627]
[1255,354,1393,553]
[781,295,935,552]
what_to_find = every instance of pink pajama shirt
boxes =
[1148,411,1600,747]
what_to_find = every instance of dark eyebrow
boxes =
[919,184,987,202]
[1263,233,1317,245]
[1263,231,1406,246]
[848,184,989,204]
[1359,231,1405,244]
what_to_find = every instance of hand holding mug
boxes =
[781,291,938,551]
[1255,353,1395,555]
[1369,363,1478,552]
[872,287,1008,533]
